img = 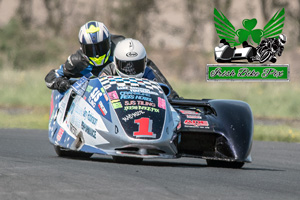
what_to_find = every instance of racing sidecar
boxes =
[48,75,253,168]
[215,41,255,63]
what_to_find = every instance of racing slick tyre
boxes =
[270,57,277,63]
[54,145,93,159]
[206,160,244,168]
[247,57,253,62]
[112,156,143,164]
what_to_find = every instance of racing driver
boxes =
[101,38,179,98]
[45,21,124,93]
[101,38,156,80]
[44,20,179,98]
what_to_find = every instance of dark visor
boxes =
[116,57,146,75]
[82,38,110,57]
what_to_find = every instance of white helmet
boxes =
[114,38,147,78]
[278,34,287,46]
[78,21,111,66]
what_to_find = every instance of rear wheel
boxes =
[54,145,93,159]
[206,160,244,168]
[112,156,143,164]
[247,56,253,63]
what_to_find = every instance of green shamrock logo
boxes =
[236,19,263,45]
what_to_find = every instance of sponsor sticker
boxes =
[83,107,98,125]
[88,88,102,108]
[158,97,166,109]
[56,128,64,142]
[104,94,109,101]
[81,121,96,139]
[119,91,153,102]
[184,120,209,127]
[180,110,199,115]
[98,101,108,116]
[124,100,156,107]
[124,105,159,113]
[86,85,93,93]
[130,87,158,96]
[108,91,119,100]
[177,121,182,130]
[104,85,111,90]
[70,123,77,135]
[122,110,145,122]
[186,115,202,119]
[126,51,138,57]
[112,101,123,109]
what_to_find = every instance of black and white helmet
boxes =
[114,38,147,78]
[278,34,287,46]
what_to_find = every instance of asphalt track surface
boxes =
[0,129,299,200]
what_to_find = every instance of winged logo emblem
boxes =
[214,8,285,47]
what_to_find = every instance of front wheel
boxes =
[259,50,272,63]
[206,160,244,168]
[54,145,93,159]
[112,156,143,164]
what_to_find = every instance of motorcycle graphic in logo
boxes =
[214,8,286,63]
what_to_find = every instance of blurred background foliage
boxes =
[0,0,299,77]
[0,18,63,69]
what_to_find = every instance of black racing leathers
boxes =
[44,49,111,91]
[256,37,284,57]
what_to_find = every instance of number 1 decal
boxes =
[133,118,156,138]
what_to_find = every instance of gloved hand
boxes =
[63,50,90,75]
[277,46,284,56]
[56,77,71,93]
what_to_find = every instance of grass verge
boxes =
[254,125,300,142]
[0,107,49,129]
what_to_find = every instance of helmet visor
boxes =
[82,38,110,57]
[116,57,146,76]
